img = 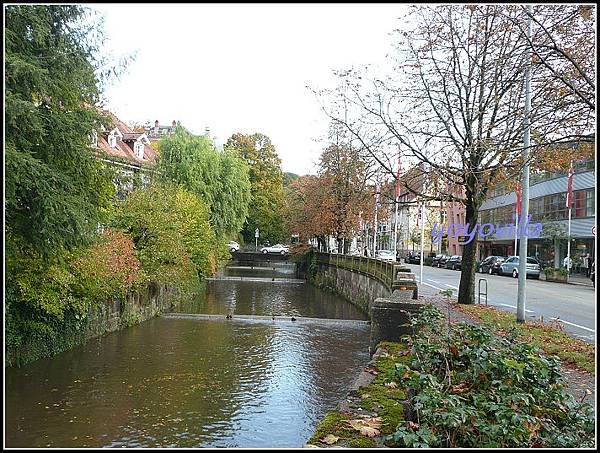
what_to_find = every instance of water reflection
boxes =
[176,280,367,321]
[6,318,369,447]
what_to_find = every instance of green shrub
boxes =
[544,267,568,277]
[113,183,219,291]
[387,305,595,448]
[5,229,145,366]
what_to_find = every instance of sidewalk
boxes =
[540,272,595,287]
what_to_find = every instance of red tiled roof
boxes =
[95,110,157,167]
[122,132,144,141]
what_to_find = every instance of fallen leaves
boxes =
[347,417,382,437]
[364,367,379,376]
[319,434,339,445]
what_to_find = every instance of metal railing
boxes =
[314,252,395,291]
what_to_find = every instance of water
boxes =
[5,268,370,447]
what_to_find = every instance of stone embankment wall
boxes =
[86,283,179,339]
[310,264,391,313]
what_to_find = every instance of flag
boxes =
[395,154,402,200]
[566,161,574,209]
[516,183,522,217]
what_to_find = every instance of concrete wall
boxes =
[311,263,391,313]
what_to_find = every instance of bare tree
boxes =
[515,5,595,122]
[313,5,593,304]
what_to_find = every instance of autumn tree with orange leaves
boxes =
[285,125,374,252]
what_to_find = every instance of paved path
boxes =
[404,263,596,343]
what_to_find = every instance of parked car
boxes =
[228,241,240,252]
[375,249,396,262]
[260,244,289,255]
[406,251,421,264]
[499,256,541,279]
[431,254,448,267]
[445,255,462,270]
[478,256,507,275]
[348,248,362,257]
[437,255,450,268]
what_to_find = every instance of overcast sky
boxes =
[92,4,409,175]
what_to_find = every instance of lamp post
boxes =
[516,4,532,324]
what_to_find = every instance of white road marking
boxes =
[550,318,595,333]
[444,284,459,289]
[427,279,442,284]
[422,282,449,292]
[497,303,534,313]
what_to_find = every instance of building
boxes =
[477,158,595,271]
[145,120,178,142]
[380,163,442,256]
[95,112,158,199]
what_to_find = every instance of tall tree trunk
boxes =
[458,197,480,305]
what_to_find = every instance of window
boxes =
[134,141,144,159]
[108,134,117,148]
[90,130,98,147]
[585,190,595,217]
[573,189,595,217]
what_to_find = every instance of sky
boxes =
[91,3,410,175]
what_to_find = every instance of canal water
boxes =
[5,267,370,447]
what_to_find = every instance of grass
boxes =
[455,304,595,374]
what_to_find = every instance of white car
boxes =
[228,241,240,252]
[260,244,289,255]
[375,249,396,262]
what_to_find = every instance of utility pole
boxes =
[373,173,380,256]
[419,163,429,284]
[517,5,532,324]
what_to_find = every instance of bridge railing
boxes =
[314,252,395,291]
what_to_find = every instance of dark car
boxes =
[406,252,421,264]
[431,254,447,267]
[478,256,507,275]
[438,255,450,268]
[445,255,462,270]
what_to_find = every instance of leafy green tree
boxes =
[225,132,287,244]
[157,128,251,241]
[5,5,115,259]
[113,183,219,285]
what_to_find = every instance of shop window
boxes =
[574,191,586,217]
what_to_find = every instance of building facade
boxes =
[95,112,158,199]
[477,159,595,272]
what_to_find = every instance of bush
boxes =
[5,230,143,366]
[544,267,568,277]
[387,305,595,448]
[71,228,143,303]
[113,183,219,291]
[424,257,433,266]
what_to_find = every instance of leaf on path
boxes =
[319,434,339,445]
[348,417,382,437]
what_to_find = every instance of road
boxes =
[403,263,596,343]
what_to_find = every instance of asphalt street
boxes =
[403,263,596,343]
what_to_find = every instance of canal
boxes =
[5,267,370,447]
